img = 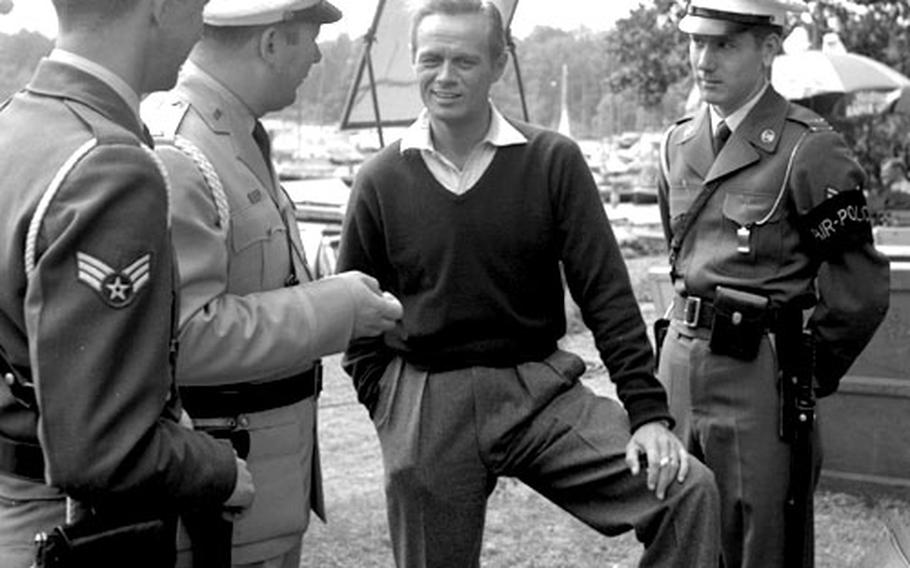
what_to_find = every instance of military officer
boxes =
[657,1,890,566]
[0,1,255,567]
[142,1,403,566]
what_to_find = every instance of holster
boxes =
[653,317,670,369]
[181,425,250,568]
[34,508,177,568]
[708,286,769,361]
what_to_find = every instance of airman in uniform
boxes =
[142,1,403,566]
[657,1,890,566]
[0,1,254,567]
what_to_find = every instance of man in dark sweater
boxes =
[337,1,720,566]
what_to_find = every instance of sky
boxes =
[0,0,645,40]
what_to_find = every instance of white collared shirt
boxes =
[48,49,141,124]
[709,81,769,137]
[400,104,527,195]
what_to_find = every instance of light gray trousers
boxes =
[658,322,822,568]
[372,350,721,568]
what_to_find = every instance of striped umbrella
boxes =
[772,50,910,100]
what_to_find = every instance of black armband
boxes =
[799,190,873,258]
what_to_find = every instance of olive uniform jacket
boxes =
[0,60,237,508]
[143,63,359,563]
[657,87,889,396]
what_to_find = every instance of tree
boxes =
[804,1,910,202]
[604,0,689,110]
[291,33,359,126]
[812,0,910,76]
[495,26,612,138]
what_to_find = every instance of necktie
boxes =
[141,123,155,148]
[252,121,272,165]
[713,120,731,156]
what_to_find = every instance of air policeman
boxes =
[657,1,890,566]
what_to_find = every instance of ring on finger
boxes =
[659,456,670,467]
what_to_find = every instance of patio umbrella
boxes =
[771,50,910,101]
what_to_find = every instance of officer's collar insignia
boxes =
[760,129,776,144]
[826,186,840,199]
[76,252,152,309]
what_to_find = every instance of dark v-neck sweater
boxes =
[339,121,669,430]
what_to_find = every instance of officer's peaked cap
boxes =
[204,0,342,27]
[679,0,807,36]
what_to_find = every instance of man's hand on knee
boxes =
[625,421,690,500]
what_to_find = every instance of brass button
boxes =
[3,372,14,386]
[731,311,743,325]
[237,415,250,428]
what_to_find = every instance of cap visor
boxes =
[679,15,745,36]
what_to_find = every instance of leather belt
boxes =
[0,358,43,481]
[671,294,797,332]
[0,362,321,481]
[0,434,44,482]
[670,295,716,329]
[179,362,322,419]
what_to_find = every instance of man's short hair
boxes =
[202,19,304,50]
[408,0,506,63]
[52,0,143,31]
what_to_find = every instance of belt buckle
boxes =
[683,296,702,328]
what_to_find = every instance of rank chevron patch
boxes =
[76,251,152,308]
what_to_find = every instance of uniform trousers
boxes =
[231,539,301,568]
[0,473,65,568]
[372,349,720,568]
[657,321,822,568]
[176,397,318,568]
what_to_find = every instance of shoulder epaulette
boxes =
[786,103,833,133]
[674,112,695,126]
[142,93,191,141]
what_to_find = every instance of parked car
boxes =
[283,177,349,278]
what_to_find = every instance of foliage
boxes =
[2,0,910,160]
[495,26,613,138]
[799,1,910,218]
[605,0,689,110]
[812,0,910,77]
[277,33,359,126]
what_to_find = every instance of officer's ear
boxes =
[257,26,282,67]
[759,32,782,70]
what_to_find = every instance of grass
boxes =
[298,250,910,567]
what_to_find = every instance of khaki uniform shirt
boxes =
[658,88,889,393]
[144,63,358,563]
